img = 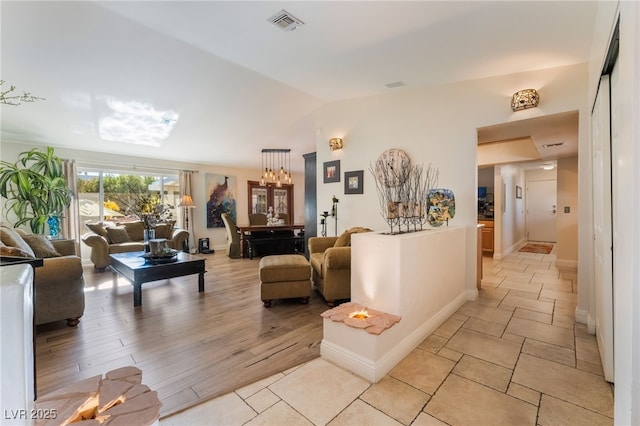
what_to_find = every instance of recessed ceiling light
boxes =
[385,81,406,88]
[542,142,564,148]
[542,163,555,170]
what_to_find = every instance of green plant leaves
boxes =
[0,147,72,234]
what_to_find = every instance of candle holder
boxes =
[320,211,330,237]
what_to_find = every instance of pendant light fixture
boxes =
[260,149,292,187]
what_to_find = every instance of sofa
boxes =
[0,225,85,326]
[308,227,372,307]
[81,221,189,271]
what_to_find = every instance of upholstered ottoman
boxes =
[259,255,311,307]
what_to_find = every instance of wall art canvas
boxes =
[344,170,364,194]
[323,160,340,183]
[206,174,237,228]
[426,188,455,227]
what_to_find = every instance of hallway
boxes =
[162,245,614,425]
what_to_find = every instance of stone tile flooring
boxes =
[161,246,614,425]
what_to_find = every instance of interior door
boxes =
[593,73,615,382]
[526,180,557,242]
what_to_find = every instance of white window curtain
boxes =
[62,159,80,246]
[179,170,195,250]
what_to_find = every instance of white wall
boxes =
[314,63,589,295]
[494,164,526,258]
[556,157,579,266]
[0,141,305,254]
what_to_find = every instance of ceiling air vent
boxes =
[385,81,406,89]
[542,142,564,149]
[268,10,305,31]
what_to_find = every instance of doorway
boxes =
[526,179,557,242]
[477,111,578,259]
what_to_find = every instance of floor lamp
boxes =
[178,194,196,252]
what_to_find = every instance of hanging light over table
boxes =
[260,149,292,187]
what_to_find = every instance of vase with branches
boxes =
[370,161,438,234]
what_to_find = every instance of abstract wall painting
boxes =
[206,174,237,228]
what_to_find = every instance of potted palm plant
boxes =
[0,146,72,236]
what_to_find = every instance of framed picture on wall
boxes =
[323,160,340,183]
[516,185,523,199]
[344,170,364,194]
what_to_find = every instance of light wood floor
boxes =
[35,252,327,417]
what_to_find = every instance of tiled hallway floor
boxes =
[161,246,614,425]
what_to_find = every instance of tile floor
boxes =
[160,246,614,425]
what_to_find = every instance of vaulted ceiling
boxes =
[1,1,597,171]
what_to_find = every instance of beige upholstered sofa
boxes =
[308,227,372,306]
[0,226,85,326]
[81,221,188,271]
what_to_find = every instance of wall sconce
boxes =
[329,138,344,151]
[511,89,540,111]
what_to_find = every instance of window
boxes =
[77,169,180,229]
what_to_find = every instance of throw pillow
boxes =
[105,227,132,244]
[154,223,172,239]
[0,246,35,258]
[118,221,144,241]
[21,234,62,258]
[334,231,352,247]
[0,226,36,257]
[86,222,109,238]
[333,227,373,247]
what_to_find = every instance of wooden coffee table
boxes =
[109,251,206,307]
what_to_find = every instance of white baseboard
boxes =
[321,290,467,383]
[467,288,478,301]
[556,258,578,268]
[494,238,527,261]
[584,312,597,334]
[575,308,589,325]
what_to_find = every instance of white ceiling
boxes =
[1,1,596,172]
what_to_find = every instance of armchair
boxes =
[1,226,85,326]
[308,227,372,306]
[35,239,85,326]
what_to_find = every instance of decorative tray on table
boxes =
[141,249,179,264]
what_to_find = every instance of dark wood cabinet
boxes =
[247,181,293,222]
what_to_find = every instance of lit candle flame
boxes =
[349,309,369,319]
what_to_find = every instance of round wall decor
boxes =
[374,148,411,187]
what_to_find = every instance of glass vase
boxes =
[47,216,60,239]
[144,229,155,252]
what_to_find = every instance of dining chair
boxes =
[249,213,268,225]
